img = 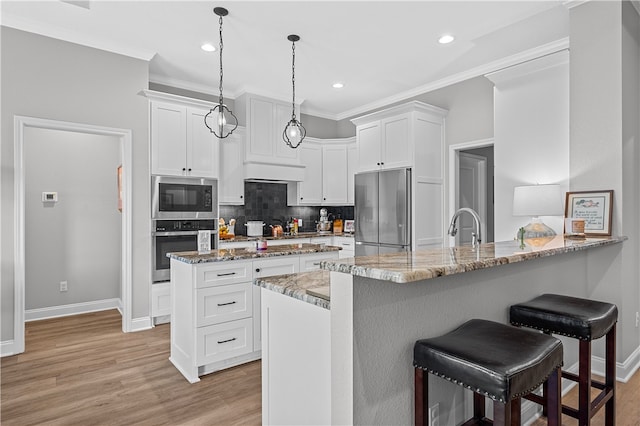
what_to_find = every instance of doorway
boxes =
[448,139,494,246]
[13,116,132,355]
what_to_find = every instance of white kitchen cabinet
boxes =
[347,143,357,204]
[299,252,339,272]
[354,113,411,173]
[219,127,245,205]
[356,121,382,173]
[151,282,171,324]
[236,93,304,181]
[150,101,219,178]
[332,235,355,259]
[322,144,348,204]
[293,142,323,205]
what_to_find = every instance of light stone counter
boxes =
[167,243,340,264]
[254,271,331,310]
[320,236,627,283]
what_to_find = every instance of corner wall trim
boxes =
[130,317,153,332]
[592,344,640,383]
[25,298,121,322]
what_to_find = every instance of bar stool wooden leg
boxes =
[510,397,521,425]
[605,325,616,426]
[473,392,485,421]
[493,400,511,426]
[415,368,428,426]
[579,339,592,425]
[547,366,561,426]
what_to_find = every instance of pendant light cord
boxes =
[291,40,296,120]
[218,13,224,106]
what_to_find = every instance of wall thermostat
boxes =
[42,192,58,202]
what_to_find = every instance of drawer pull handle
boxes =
[217,301,237,307]
[217,272,236,277]
[313,262,321,266]
[217,337,237,344]
[343,243,351,246]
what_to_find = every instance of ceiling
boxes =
[1,1,570,120]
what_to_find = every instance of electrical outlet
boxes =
[59,281,68,292]
[428,403,439,426]
[636,311,639,328]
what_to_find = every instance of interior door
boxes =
[456,153,486,246]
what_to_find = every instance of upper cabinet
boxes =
[219,127,246,205]
[235,93,304,181]
[288,137,356,206]
[147,91,220,179]
[353,112,411,173]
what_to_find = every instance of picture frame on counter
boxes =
[565,190,613,236]
[344,219,355,233]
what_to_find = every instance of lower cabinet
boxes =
[169,251,337,383]
[151,282,171,324]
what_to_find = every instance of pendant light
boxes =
[283,34,306,149]
[204,7,238,139]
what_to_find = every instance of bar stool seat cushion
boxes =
[413,319,563,403]
[510,293,618,341]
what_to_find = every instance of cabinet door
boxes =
[151,102,187,176]
[381,113,411,169]
[247,97,275,161]
[151,282,171,318]
[356,121,381,173]
[347,143,357,204]
[186,107,219,178]
[297,143,323,205]
[220,129,245,205]
[322,145,348,204]
[254,257,300,278]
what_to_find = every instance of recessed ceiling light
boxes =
[201,43,216,52]
[332,82,344,89]
[438,34,455,44]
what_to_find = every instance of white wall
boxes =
[1,27,150,343]
[486,51,570,242]
[24,128,121,311]
[569,1,640,362]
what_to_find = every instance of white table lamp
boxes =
[513,184,563,239]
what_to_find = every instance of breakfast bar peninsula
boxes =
[257,236,626,425]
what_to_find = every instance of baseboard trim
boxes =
[0,340,19,357]
[130,316,153,332]
[25,298,121,322]
[592,344,640,383]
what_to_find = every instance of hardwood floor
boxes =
[2,309,639,425]
[1,310,261,425]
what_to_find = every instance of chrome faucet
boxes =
[448,208,482,249]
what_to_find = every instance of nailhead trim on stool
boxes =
[510,293,618,426]
[413,319,563,426]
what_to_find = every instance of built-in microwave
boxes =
[152,176,218,220]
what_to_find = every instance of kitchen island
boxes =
[167,243,340,383]
[256,236,627,425]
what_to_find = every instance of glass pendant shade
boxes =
[284,118,306,149]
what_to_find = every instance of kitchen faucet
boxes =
[447,208,482,249]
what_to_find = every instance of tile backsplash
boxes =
[219,182,353,236]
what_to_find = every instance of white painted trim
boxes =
[336,38,569,121]
[592,344,640,383]
[0,340,19,357]
[149,74,221,98]
[25,299,121,322]
[1,13,155,61]
[447,138,494,247]
[130,316,153,332]
[12,116,134,358]
[141,89,216,110]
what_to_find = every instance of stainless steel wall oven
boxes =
[152,219,217,282]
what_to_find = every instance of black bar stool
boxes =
[413,319,563,425]
[510,293,618,425]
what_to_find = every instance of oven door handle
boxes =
[153,231,201,237]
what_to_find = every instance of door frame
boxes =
[456,152,487,246]
[447,138,493,247]
[13,116,133,354]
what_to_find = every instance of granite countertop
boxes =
[219,232,354,243]
[254,271,331,310]
[168,243,341,264]
[320,236,628,284]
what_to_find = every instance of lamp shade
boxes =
[513,184,563,217]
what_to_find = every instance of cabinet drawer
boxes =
[196,282,252,327]
[196,261,252,288]
[300,252,339,272]
[196,318,253,365]
[254,257,299,278]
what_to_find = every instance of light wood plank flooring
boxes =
[2,309,639,425]
[1,310,261,425]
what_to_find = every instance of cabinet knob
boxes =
[240,195,243,199]
[255,268,261,273]
[188,168,192,172]
[300,197,303,200]
[376,162,380,166]
[182,167,186,171]
[381,162,384,165]
[323,197,326,200]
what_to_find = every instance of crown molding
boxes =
[632,0,640,15]
[335,37,570,121]
[148,74,228,99]
[0,13,155,61]
[563,0,590,10]
[299,106,339,121]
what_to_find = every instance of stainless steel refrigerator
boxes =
[355,168,411,256]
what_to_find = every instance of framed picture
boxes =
[565,190,613,236]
